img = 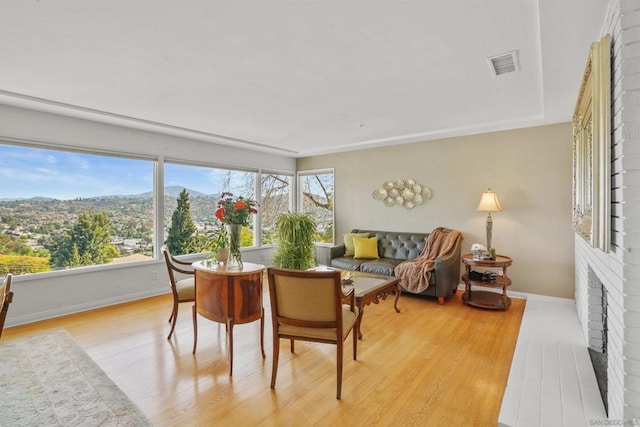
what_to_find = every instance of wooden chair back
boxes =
[269,268,342,332]
[0,274,14,339]
[160,245,195,339]
[161,245,194,294]
[267,267,357,399]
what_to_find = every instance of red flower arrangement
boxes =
[215,192,258,226]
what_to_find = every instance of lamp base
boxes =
[486,212,493,251]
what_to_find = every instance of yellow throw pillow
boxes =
[343,232,370,257]
[353,237,379,259]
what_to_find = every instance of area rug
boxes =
[0,329,153,426]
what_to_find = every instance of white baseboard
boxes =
[6,288,170,328]
[456,282,575,304]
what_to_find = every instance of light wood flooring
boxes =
[3,289,525,426]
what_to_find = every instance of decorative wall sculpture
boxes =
[372,178,432,209]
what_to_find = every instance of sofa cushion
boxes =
[352,230,427,260]
[343,232,370,256]
[353,237,379,259]
[360,258,404,276]
[330,257,367,271]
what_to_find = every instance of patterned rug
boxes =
[0,329,153,426]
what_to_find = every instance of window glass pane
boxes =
[164,163,257,255]
[0,144,154,275]
[299,171,334,244]
[261,174,292,245]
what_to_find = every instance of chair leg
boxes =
[290,339,295,353]
[438,296,445,305]
[270,336,280,389]
[336,341,343,400]
[167,300,179,339]
[192,304,198,354]
[260,308,266,358]
[353,328,358,361]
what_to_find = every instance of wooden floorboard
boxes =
[3,289,525,426]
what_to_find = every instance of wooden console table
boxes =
[461,254,512,310]
[192,261,266,376]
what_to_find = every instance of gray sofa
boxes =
[329,229,462,304]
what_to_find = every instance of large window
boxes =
[0,144,154,274]
[261,173,292,245]
[0,142,297,275]
[163,162,257,255]
[298,170,334,244]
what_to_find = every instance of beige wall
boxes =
[298,122,575,298]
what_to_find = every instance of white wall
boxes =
[298,122,576,298]
[0,104,293,326]
[575,0,640,420]
[0,104,294,170]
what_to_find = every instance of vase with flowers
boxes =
[215,192,258,268]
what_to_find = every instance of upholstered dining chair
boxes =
[0,273,14,339]
[267,267,358,399]
[161,246,195,340]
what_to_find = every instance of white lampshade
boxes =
[477,189,503,212]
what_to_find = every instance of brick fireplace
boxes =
[587,269,607,354]
[574,0,640,421]
[587,268,608,413]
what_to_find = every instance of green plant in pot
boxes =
[272,212,317,270]
[209,228,229,264]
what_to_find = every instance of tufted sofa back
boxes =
[351,229,428,261]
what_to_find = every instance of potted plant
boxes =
[272,212,317,270]
[209,228,229,264]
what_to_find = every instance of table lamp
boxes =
[477,188,502,256]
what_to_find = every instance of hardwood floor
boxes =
[3,289,525,426]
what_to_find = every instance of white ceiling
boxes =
[0,1,609,157]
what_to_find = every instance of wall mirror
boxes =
[572,33,611,252]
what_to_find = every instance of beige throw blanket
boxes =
[394,227,462,294]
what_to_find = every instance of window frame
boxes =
[259,169,294,247]
[297,168,335,245]
[0,140,157,275]
[0,140,298,278]
[162,159,260,254]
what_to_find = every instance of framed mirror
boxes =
[572,34,611,252]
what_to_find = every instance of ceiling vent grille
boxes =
[487,50,520,76]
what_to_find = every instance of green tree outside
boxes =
[0,254,51,275]
[49,211,119,268]
[166,189,198,255]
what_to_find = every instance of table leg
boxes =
[192,305,198,354]
[227,318,234,376]
[502,282,508,311]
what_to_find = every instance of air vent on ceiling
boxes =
[487,50,520,76]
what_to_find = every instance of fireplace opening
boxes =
[588,348,608,414]
[587,271,608,415]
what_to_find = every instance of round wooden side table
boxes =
[191,261,266,376]
[461,253,512,310]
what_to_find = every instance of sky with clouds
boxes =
[0,145,252,200]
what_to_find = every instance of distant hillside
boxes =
[0,186,211,202]
[138,186,212,198]
[0,196,56,202]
